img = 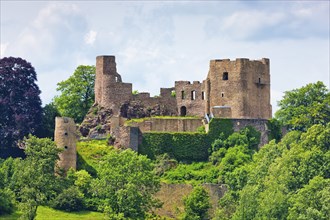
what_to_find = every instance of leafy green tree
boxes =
[276,81,330,131]
[54,65,95,123]
[91,149,161,219]
[288,176,330,220]
[11,136,61,220]
[0,57,42,150]
[183,186,211,220]
[0,157,20,215]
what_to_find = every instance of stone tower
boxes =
[94,55,133,115]
[54,117,77,171]
[205,58,272,119]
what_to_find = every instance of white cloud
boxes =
[84,30,97,45]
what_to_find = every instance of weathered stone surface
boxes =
[54,117,77,171]
[79,104,113,138]
[80,55,273,149]
[154,183,227,219]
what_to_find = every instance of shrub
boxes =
[51,186,84,211]
[183,186,211,220]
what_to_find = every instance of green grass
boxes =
[76,139,114,176]
[161,161,219,184]
[0,207,105,220]
[36,206,105,220]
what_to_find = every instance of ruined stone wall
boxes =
[94,56,133,115]
[207,58,271,119]
[154,183,227,219]
[132,118,204,133]
[231,118,269,147]
[131,87,177,116]
[54,117,77,171]
[175,81,205,117]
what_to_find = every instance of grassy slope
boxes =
[0,207,105,220]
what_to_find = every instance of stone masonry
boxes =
[94,56,272,119]
[82,55,272,149]
[54,117,77,171]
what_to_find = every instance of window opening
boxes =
[221,92,224,97]
[191,90,196,100]
[202,91,205,100]
[258,78,261,84]
[180,106,187,116]
[181,91,185,99]
[223,72,228,80]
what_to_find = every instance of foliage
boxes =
[36,102,61,139]
[51,186,84,212]
[171,90,176,97]
[140,119,234,162]
[0,57,42,150]
[275,81,330,131]
[132,90,139,95]
[141,132,209,162]
[35,206,105,220]
[216,122,330,219]
[161,162,219,184]
[54,65,95,123]
[154,153,178,176]
[11,136,61,220]
[90,149,161,219]
[76,139,113,176]
[0,157,21,215]
[182,186,210,220]
[267,118,282,142]
[288,176,330,220]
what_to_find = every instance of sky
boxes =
[1,0,329,114]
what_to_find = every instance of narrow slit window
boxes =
[258,78,261,84]
[223,72,228,80]
[181,91,185,99]
[221,92,224,97]
[202,91,205,100]
[191,90,196,100]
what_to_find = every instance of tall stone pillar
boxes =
[54,117,77,171]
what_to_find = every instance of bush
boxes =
[51,186,84,212]
[183,186,211,220]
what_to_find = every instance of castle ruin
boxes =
[94,55,271,119]
[80,55,272,149]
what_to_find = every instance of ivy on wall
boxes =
[139,118,234,162]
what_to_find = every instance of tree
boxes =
[0,57,42,150]
[91,149,161,219]
[183,186,211,220]
[54,65,95,123]
[275,81,330,131]
[11,136,61,220]
[36,102,61,139]
[288,176,330,220]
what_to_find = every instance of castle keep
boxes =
[94,55,272,119]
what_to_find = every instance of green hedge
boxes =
[139,118,234,162]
